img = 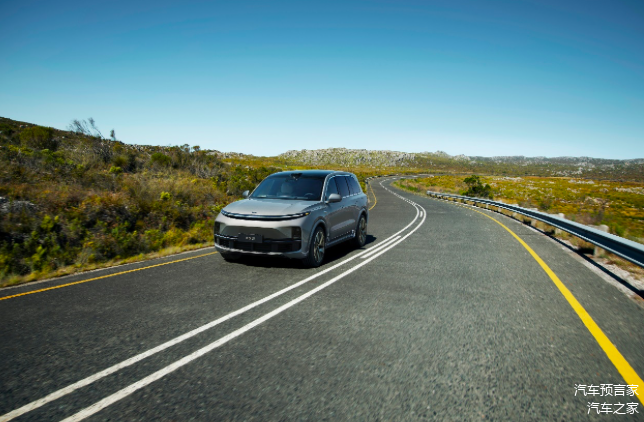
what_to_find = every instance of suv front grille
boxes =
[216,236,300,253]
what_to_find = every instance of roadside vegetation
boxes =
[0,117,283,286]
[2,115,642,287]
[396,175,644,242]
[395,175,644,278]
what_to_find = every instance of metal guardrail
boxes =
[426,191,644,269]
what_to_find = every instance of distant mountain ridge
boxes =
[277,148,644,180]
[469,155,644,166]
[280,148,643,166]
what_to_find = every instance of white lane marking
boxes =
[0,178,418,422]
[62,205,428,422]
[361,235,402,259]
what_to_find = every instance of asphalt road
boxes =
[1,178,643,421]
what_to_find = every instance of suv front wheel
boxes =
[302,226,325,268]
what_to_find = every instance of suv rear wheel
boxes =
[352,214,367,248]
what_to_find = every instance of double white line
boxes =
[1,180,426,422]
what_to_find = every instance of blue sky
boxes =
[1,0,643,158]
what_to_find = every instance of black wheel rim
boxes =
[313,230,325,263]
[358,218,367,244]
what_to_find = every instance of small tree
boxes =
[68,118,103,138]
[463,175,493,199]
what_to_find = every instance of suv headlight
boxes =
[289,212,310,219]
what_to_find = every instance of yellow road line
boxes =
[368,183,377,211]
[437,198,643,403]
[0,252,218,302]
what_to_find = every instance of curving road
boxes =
[1,178,643,421]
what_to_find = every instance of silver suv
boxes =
[214,170,369,267]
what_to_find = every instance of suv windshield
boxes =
[250,175,325,201]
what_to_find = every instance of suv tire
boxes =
[302,226,326,268]
[352,214,367,248]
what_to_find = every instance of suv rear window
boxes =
[347,176,362,195]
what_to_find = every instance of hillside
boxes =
[0,117,282,286]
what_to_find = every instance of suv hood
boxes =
[223,199,319,217]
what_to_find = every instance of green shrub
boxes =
[612,223,626,237]
[111,153,137,172]
[112,155,127,167]
[463,175,493,199]
[150,152,171,167]
[0,123,16,138]
[20,126,58,151]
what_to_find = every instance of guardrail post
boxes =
[554,214,566,235]
[593,225,610,257]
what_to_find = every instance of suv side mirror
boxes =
[327,193,342,203]
[242,190,249,198]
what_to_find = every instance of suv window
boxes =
[325,177,339,200]
[334,176,350,197]
[347,176,362,195]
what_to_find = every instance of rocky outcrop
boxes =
[280,148,431,167]
[0,197,38,214]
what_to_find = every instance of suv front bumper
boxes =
[215,234,304,257]
[214,213,312,259]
